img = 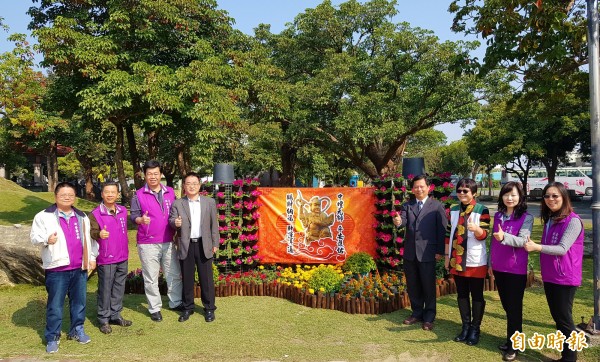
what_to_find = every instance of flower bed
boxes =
[124,267,536,315]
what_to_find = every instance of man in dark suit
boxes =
[393,174,447,331]
[169,172,219,322]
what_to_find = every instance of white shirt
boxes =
[188,198,201,239]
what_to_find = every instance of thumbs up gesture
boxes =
[141,210,151,225]
[99,225,110,239]
[175,215,182,228]
[524,235,541,252]
[466,216,477,232]
[493,225,504,242]
[48,231,58,245]
[392,213,402,227]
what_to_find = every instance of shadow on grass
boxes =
[11,299,46,344]
[0,195,53,225]
[368,296,557,362]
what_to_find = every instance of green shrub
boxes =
[307,267,344,293]
[342,252,377,275]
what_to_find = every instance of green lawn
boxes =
[0,179,598,361]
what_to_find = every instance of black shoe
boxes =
[502,351,517,361]
[178,310,194,322]
[498,343,509,352]
[170,303,185,312]
[99,323,112,334]
[204,310,215,322]
[109,318,132,327]
[150,311,162,322]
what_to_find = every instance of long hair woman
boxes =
[524,182,584,362]
[490,181,533,361]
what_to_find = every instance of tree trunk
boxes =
[76,153,95,201]
[46,140,58,192]
[162,160,175,188]
[280,142,296,186]
[125,123,143,189]
[113,121,131,203]
[176,144,190,178]
[147,129,159,160]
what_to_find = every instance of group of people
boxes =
[393,176,584,362]
[30,160,220,354]
[29,165,585,359]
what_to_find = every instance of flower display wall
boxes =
[205,178,263,273]
[372,174,407,271]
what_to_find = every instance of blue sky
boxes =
[0,0,480,142]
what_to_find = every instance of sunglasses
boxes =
[457,189,471,194]
[543,194,561,200]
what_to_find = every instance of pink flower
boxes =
[399,247,404,256]
[429,184,435,192]
[251,190,262,197]
[407,174,414,179]
[235,259,242,265]
[216,192,225,198]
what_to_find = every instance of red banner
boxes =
[257,187,377,264]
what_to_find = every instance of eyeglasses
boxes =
[185,183,200,186]
[457,189,471,194]
[543,194,561,200]
[58,194,76,199]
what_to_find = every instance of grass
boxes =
[0,179,598,361]
[0,178,97,226]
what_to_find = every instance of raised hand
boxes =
[524,235,540,252]
[466,215,477,232]
[493,225,504,242]
[141,210,151,225]
[392,213,402,227]
[99,225,110,239]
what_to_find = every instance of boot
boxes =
[466,300,485,346]
[454,298,471,342]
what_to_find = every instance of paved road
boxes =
[480,196,593,224]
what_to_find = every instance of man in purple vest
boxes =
[89,182,132,334]
[31,182,98,353]
[130,160,182,321]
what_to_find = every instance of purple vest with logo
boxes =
[135,184,175,244]
[92,203,129,265]
[540,212,584,286]
[490,211,529,275]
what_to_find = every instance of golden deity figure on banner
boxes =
[296,194,335,244]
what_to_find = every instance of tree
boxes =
[259,0,487,181]
[0,32,68,190]
[449,0,587,86]
[29,0,244,194]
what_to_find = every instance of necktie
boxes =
[417,200,423,211]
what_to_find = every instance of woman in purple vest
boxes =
[489,181,533,361]
[525,182,584,362]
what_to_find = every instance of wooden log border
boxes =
[125,270,536,315]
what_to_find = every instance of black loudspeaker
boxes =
[402,158,425,179]
[213,163,235,184]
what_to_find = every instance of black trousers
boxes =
[494,271,526,353]
[544,282,578,362]
[180,239,216,312]
[96,260,128,324]
[454,275,485,302]
[404,259,437,322]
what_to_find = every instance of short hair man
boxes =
[31,182,98,353]
[169,172,219,322]
[393,175,448,331]
[130,160,183,322]
[89,182,132,334]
